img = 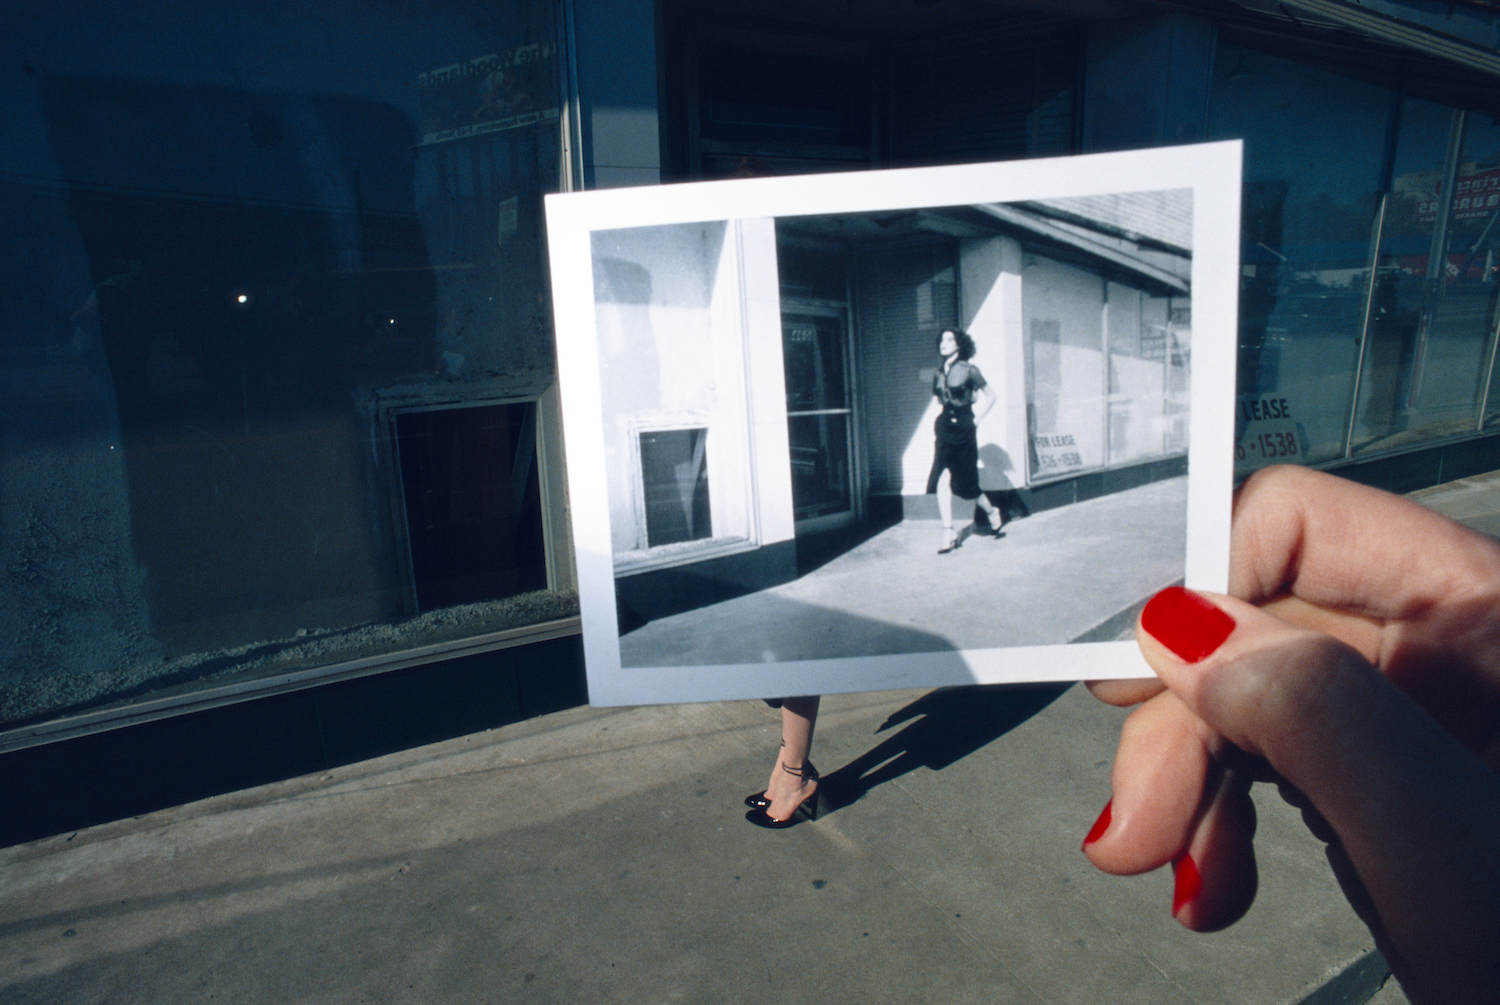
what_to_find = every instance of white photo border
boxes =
[546,141,1241,706]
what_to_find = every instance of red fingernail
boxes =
[1172,853,1202,916]
[1141,587,1235,663]
[1082,799,1112,847]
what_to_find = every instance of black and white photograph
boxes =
[547,143,1240,704]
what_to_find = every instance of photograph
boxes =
[546,142,1241,705]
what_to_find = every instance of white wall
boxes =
[960,236,1027,492]
[736,219,797,548]
[591,217,792,567]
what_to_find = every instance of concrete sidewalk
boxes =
[13,468,1496,1004]
[0,690,1383,1005]
[622,476,1186,667]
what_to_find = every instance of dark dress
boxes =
[925,359,986,500]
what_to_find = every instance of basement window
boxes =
[639,427,711,548]
[394,401,548,612]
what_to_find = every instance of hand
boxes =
[1083,465,1500,1005]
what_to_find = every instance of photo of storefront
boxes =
[599,195,1194,636]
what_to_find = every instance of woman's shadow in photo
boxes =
[819,681,1070,812]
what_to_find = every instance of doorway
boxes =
[782,304,859,533]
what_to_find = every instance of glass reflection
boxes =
[1208,43,1390,466]
[1354,100,1492,451]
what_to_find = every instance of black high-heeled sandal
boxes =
[986,508,1005,537]
[744,741,786,808]
[745,761,822,829]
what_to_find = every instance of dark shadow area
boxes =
[984,488,1031,525]
[616,539,799,634]
[40,74,437,659]
[817,682,1071,815]
[977,444,1030,524]
[793,515,901,576]
[0,635,586,848]
[618,580,969,667]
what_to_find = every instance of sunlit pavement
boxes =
[16,468,1500,1003]
[620,476,1187,670]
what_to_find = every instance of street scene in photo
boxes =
[546,143,1241,704]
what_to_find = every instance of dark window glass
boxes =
[698,45,870,147]
[787,413,852,520]
[1207,42,1389,466]
[640,429,712,547]
[783,316,848,412]
[1,0,569,732]
[887,20,1081,166]
[396,403,547,612]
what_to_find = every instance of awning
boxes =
[1229,0,1500,77]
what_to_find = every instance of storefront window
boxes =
[1442,114,1500,428]
[1,1,573,735]
[1208,43,1392,468]
[1026,256,1107,477]
[1464,116,1500,430]
[1023,253,1190,483]
[1107,284,1189,465]
[1352,99,1469,451]
[1213,36,1500,473]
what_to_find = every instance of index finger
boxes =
[1231,465,1500,628]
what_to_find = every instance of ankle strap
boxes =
[781,760,818,781]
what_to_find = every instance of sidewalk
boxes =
[10,468,1492,1004]
[621,476,1186,668]
[0,691,1381,1005]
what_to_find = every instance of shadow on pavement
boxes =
[819,681,1072,814]
[794,516,901,576]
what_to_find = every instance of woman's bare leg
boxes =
[970,491,1002,532]
[936,472,958,550]
[763,696,820,821]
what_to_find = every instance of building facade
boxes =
[600,198,1193,625]
[4,0,1500,771]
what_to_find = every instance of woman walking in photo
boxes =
[927,328,1003,553]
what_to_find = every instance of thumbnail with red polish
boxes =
[1140,586,1235,663]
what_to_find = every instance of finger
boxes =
[1250,529,1500,755]
[1230,465,1500,628]
[1081,687,1260,929]
[1233,467,1500,759]
[1257,594,1384,665]
[1171,762,1258,933]
[1139,585,1500,1002]
[1082,689,1216,874]
[1084,677,1164,707]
